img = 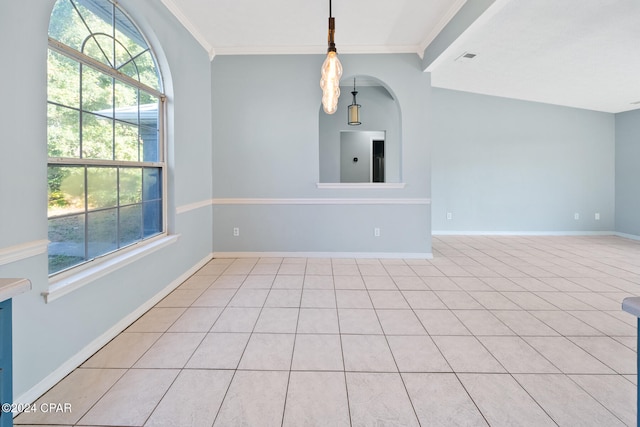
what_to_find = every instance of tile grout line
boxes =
[279,257,305,427]
[209,258,269,427]
[366,259,423,426]
[332,258,354,427]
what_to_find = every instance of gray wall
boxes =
[212,54,432,255]
[319,84,401,183]
[0,0,213,398]
[432,88,615,233]
[615,109,640,237]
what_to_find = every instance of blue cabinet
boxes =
[0,299,12,427]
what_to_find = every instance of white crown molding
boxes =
[14,252,213,412]
[212,198,430,205]
[161,0,216,60]
[338,45,420,55]
[418,0,467,58]
[213,45,324,56]
[0,239,48,266]
[204,44,419,57]
[213,251,433,260]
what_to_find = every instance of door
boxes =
[372,139,385,183]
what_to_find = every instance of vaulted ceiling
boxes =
[161,0,640,113]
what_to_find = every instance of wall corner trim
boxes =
[160,0,216,60]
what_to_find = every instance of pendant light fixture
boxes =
[348,77,361,125]
[320,0,342,115]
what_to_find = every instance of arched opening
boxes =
[318,75,402,183]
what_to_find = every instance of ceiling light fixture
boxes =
[348,78,361,125]
[320,0,342,115]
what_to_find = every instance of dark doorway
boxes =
[372,140,385,183]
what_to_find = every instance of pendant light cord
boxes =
[329,0,332,18]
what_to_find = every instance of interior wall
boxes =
[615,109,640,237]
[211,54,432,256]
[431,88,615,233]
[0,0,214,399]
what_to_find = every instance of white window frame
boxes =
[46,0,172,301]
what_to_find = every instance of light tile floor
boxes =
[15,235,640,426]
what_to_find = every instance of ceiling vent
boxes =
[456,52,477,62]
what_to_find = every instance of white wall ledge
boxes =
[0,240,48,266]
[176,198,214,215]
[213,197,430,205]
[316,183,406,189]
[0,278,32,302]
[44,234,180,303]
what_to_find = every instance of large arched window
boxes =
[47,0,165,275]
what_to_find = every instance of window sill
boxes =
[44,234,180,303]
[316,183,406,189]
[0,278,32,302]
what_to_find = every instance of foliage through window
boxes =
[48,0,165,275]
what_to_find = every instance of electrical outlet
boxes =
[595,213,600,221]
[574,213,580,220]
[233,227,240,237]
[374,227,380,237]
[446,212,453,220]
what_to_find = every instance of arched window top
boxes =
[49,0,161,92]
[46,0,167,277]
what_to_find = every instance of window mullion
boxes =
[48,158,163,167]
[49,38,164,100]
[111,1,116,69]
[137,88,141,162]
[79,62,84,159]
[83,165,89,263]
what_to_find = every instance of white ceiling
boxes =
[160,0,466,56]
[429,0,640,113]
[161,0,640,113]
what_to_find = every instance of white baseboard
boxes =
[13,252,213,414]
[615,232,640,241]
[213,251,433,260]
[432,230,616,236]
